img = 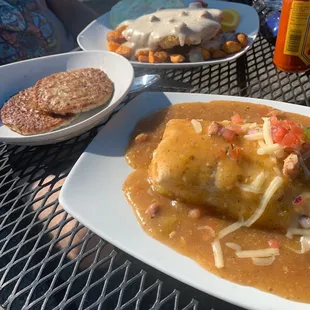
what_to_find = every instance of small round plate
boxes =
[0,51,134,146]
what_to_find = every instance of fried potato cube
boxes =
[149,51,155,63]
[221,41,242,54]
[170,54,185,63]
[107,30,126,44]
[115,24,128,33]
[201,47,211,60]
[236,33,248,47]
[108,41,121,52]
[159,36,192,49]
[135,50,149,59]
[137,55,149,62]
[154,51,169,62]
[211,50,227,59]
[115,45,133,59]
[149,51,169,63]
[208,47,216,53]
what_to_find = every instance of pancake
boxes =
[34,68,114,115]
[0,88,76,135]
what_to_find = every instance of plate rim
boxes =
[77,1,260,68]
[60,92,310,310]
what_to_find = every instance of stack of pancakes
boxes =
[0,68,114,135]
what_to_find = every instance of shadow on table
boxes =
[85,92,172,158]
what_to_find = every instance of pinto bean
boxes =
[145,203,160,218]
[188,208,201,219]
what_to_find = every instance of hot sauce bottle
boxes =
[273,0,310,73]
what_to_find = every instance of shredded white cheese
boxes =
[245,176,283,227]
[286,237,310,254]
[212,219,244,269]
[244,132,264,140]
[212,239,224,268]
[225,242,242,251]
[262,117,273,145]
[273,166,282,176]
[191,119,202,133]
[285,216,299,239]
[237,183,262,194]
[286,228,310,237]
[241,123,251,133]
[275,149,285,158]
[257,143,282,155]
[248,122,258,129]
[197,225,215,237]
[236,248,279,258]
[218,220,244,239]
[237,171,267,194]
[251,256,275,266]
[251,171,267,189]
[258,140,266,148]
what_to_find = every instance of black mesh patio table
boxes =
[0,14,309,310]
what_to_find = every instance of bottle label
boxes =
[284,0,310,65]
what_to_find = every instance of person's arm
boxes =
[46,0,99,38]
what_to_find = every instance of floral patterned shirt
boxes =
[0,0,74,65]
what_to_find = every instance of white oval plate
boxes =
[77,1,259,69]
[60,92,310,310]
[0,51,134,146]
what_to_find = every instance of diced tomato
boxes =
[229,124,243,134]
[270,115,279,126]
[290,125,304,137]
[271,118,305,149]
[222,129,237,142]
[268,239,280,249]
[231,113,243,124]
[229,146,241,159]
[281,133,300,148]
[271,125,288,143]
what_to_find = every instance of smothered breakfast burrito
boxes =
[123,101,310,302]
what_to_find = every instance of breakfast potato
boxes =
[201,47,211,60]
[221,41,242,54]
[108,41,121,52]
[107,30,126,44]
[236,33,248,47]
[136,50,149,58]
[137,55,149,62]
[207,47,216,53]
[211,49,227,59]
[159,35,192,50]
[115,24,128,33]
[154,51,169,62]
[149,50,169,63]
[170,54,185,63]
[115,45,133,59]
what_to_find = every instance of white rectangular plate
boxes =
[77,0,259,68]
[60,92,310,310]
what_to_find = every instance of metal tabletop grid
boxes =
[0,32,309,310]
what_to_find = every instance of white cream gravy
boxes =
[121,4,223,52]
